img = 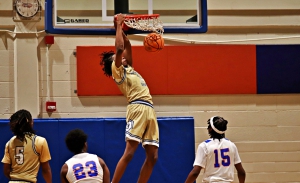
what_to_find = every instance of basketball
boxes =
[143,33,164,52]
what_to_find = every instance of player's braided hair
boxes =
[9,109,35,142]
[207,116,228,140]
[100,50,115,77]
[65,129,88,154]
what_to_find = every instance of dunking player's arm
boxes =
[114,14,125,68]
[122,31,132,66]
[114,14,132,67]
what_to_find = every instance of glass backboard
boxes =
[45,0,207,35]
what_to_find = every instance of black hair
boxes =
[207,116,228,140]
[100,50,115,77]
[9,109,35,141]
[65,129,88,154]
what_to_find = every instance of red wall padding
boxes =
[77,45,256,96]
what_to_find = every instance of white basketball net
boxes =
[124,16,164,34]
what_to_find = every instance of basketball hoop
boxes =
[116,14,164,35]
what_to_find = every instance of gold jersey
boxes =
[112,61,153,104]
[1,134,51,183]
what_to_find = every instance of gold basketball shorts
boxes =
[126,100,159,147]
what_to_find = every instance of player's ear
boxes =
[207,127,212,132]
[84,142,88,151]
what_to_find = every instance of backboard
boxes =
[45,0,207,35]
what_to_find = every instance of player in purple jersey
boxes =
[185,116,246,183]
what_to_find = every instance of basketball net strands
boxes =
[121,14,164,35]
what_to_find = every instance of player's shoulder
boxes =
[222,138,234,143]
[198,139,215,150]
[34,135,48,145]
[112,60,126,70]
[86,152,98,157]
[201,138,235,144]
[80,152,99,160]
[8,136,17,141]
[222,138,238,146]
[35,135,47,141]
[5,136,16,146]
[202,139,212,143]
[202,138,213,144]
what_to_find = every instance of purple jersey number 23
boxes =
[73,160,98,180]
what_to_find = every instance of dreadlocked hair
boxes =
[207,116,228,140]
[9,109,35,142]
[65,129,88,154]
[100,50,115,77]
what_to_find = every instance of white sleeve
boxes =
[232,143,242,164]
[193,143,207,168]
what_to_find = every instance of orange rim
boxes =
[123,14,160,20]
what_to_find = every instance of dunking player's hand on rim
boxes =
[114,13,125,30]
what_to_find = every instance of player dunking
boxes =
[60,129,110,183]
[100,13,159,183]
[185,116,246,183]
[1,109,52,183]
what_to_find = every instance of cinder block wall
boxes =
[0,0,300,182]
